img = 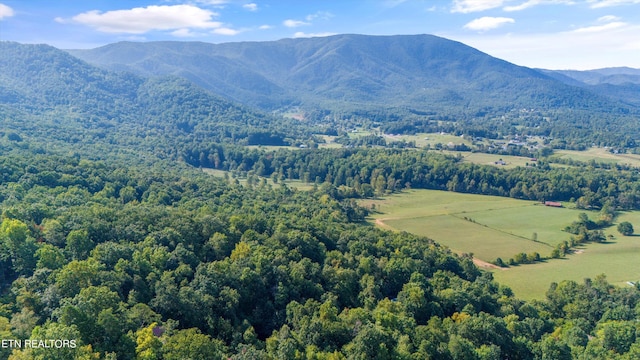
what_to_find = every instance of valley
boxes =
[2,33,640,359]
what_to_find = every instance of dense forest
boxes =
[2,141,640,359]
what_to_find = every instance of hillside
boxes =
[67,34,640,148]
[69,34,625,114]
[542,67,640,107]
[0,42,312,156]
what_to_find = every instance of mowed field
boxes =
[442,151,539,169]
[363,189,578,262]
[492,210,640,300]
[363,189,640,299]
[555,147,640,167]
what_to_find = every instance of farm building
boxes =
[544,201,562,207]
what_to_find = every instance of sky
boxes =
[1,0,640,70]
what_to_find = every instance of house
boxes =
[544,201,562,207]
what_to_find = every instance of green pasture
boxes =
[493,210,640,300]
[395,132,474,148]
[384,215,552,262]
[364,189,580,261]
[363,189,640,300]
[555,147,640,167]
[344,130,475,148]
[441,151,536,169]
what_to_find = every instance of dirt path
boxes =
[374,218,396,230]
[473,258,507,270]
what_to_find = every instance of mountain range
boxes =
[2,34,640,151]
[68,34,639,115]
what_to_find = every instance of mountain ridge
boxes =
[69,34,629,115]
[0,41,313,154]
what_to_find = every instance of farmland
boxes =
[363,189,640,299]
[554,147,640,167]
[362,189,580,261]
[492,210,640,299]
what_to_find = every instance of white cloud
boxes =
[504,0,575,11]
[194,0,229,5]
[588,0,640,8]
[0,3,14,20]
[213,27,240,35]
[598,15,621,22]
[452,0,508,13]
[69,5,222,34]
[293,31,337,38]
[448,21,640,69]
[243,3,258,11]
[171,28,197,37]
[464,16,515,31]
[283,19,310,28]
[503,0,540,11]
[259,24,273,30]
[572,21,627,33]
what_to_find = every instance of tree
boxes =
[135,322,163,360]
[617,221,634,236]
[65,229,94,261]
[163,328,227,360]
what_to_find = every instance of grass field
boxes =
[388,133,473,148]
[554,147,640,167]
[362,189,640,299]
[363,190,581,261]
[441,151,537,169]
[492,210,640,300]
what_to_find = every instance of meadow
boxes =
[554,147,640,167]
[363,189,640,299]
[492,210,640,299]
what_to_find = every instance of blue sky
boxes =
[1,0,639,70]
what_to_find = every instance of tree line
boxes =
[180,146,640,211]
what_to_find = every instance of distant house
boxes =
[544,201,562,207]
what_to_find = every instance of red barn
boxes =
[544,201,562,207]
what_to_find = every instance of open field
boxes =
[363,189,640,299]
[383,132,474,148]
[441,151,538,169]
[384,215,552,261]
[493,210,640,300]
[554,147,640,167]
[363,189,580,261]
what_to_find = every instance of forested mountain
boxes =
[68,34,631,115]
[547,67,640,86]
[0,42,313,154]
[539,67,640,108]
[66,34,640,148]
